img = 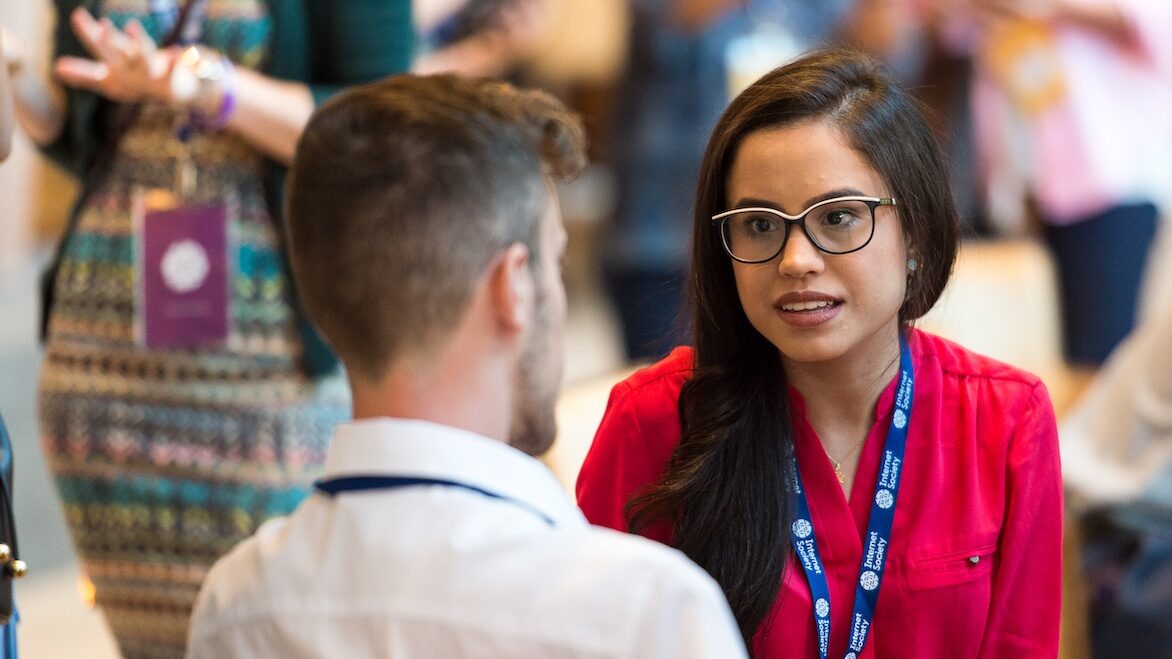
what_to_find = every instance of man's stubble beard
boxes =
[508,282,560,457]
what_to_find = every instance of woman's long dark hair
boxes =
[625,50,960,648]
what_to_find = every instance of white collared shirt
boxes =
[188,418,746,658]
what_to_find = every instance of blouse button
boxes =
[968,555,981,565]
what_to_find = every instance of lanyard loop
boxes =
[790,333,914,659]
[313,475,556,527]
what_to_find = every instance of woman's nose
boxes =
[777,225,825,278]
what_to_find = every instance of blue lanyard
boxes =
[790,334,914,659]
[313,475,556,527]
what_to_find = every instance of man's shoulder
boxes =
[189,516,291,633]
[528,526,745,656]
[541,522,725,605]
[192,506,722,607]
[188,507,743,657]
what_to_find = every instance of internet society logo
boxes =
[892,409,907,429]
[860,570,879,591]
[815,598,829,618]
[875,489,894,509]
[792,519,813,539]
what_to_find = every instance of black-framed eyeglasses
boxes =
[711,196,897,263]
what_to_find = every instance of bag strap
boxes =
[0,414,20,626]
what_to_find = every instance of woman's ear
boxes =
[901,228,918,273]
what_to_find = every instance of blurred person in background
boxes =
[1061,292,1172,658]
[602,0,922,362]
[2,1,412,655]
[908,15,990,235]
[940,0,1172,367]
[0,27,13,161]
[413,0,547,77]
[0,30,15,659]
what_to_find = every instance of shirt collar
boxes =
[322,417,586,528]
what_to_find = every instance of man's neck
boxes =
[351,349,513,445]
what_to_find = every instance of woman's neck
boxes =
[784,327,902,444]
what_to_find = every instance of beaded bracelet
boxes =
[170,45,237,132]
[189,55,235,131]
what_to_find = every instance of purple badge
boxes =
[141,204,229,348]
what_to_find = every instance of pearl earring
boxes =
[907,257,918,272]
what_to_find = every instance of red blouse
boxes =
[576,329,1062,659]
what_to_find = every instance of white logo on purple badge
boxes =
[161,239,210,293]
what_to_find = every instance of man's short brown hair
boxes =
[286,75,585,381]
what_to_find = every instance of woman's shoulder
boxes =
[611,346,695,404]
[910,328,1044,391]
[910,329,1058,456]
[601,347,694,434]
[578,348,694,530]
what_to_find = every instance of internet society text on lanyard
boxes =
[790,333,913,659]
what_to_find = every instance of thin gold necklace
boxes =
[828,438,867,486]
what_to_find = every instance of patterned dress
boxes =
[38,2,349,656]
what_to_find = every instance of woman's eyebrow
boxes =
[730,188,867,214]
[802,188,866,209]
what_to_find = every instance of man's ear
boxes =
[487,243,533,334]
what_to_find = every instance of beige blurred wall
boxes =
[529,0,627,85]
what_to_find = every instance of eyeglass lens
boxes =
[721,199,875,261]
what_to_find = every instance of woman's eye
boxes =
[749,217,776,233]
[823,209,859,227]
[826,211,848,225]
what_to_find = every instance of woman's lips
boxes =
[774,293,843,327]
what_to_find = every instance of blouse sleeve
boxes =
[576,380,674,544]
[305,0,415,106]
[978,380,1064,658]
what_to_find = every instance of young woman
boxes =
[576,50,1062,658]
